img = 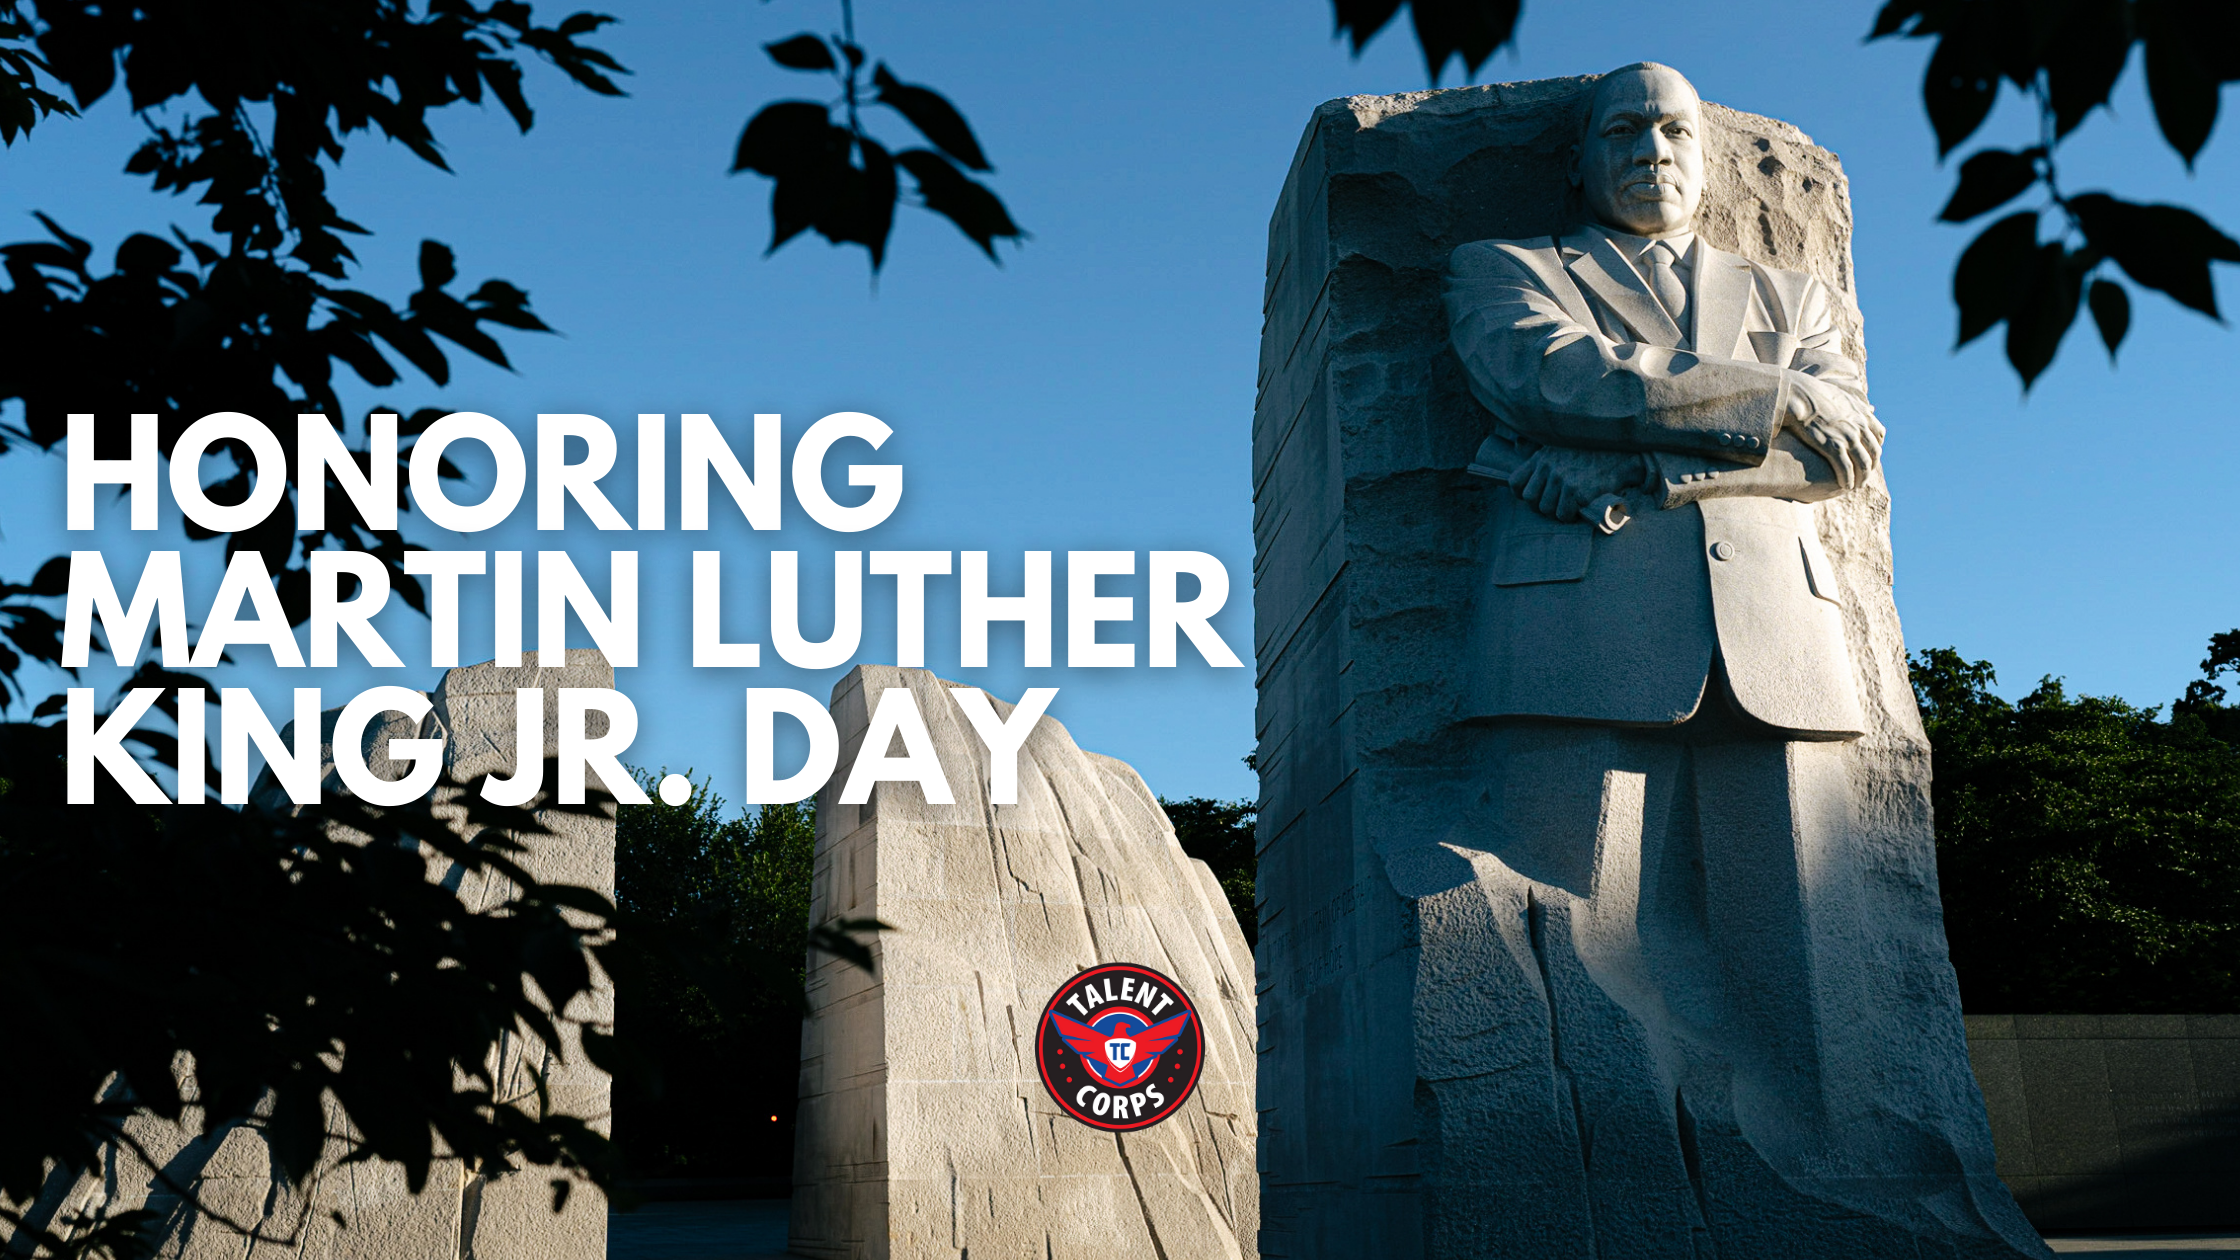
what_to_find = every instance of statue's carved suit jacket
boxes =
[1444,228,1867,738]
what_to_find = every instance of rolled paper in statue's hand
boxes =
[1466,442,1631,536]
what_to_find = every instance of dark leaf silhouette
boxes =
[1331,0,1519,83]
[898,149,1023,259]
[1404,0,1520,83]
[0,723,632,1236]
[1334,0,1404,50]
[468,279,551,331]
[557,12,614,39]
[872,63,989,170]
[418,239,458,290]
[113,232,180,275]
[732,100,849,178]
[823,137,899,266]
[2004,242,2084,388]
[2043,0,2131,137]
[0,10,632,1235]
[731,45,1017,271]
[2071,192,2240,319]
[1922,25,2001,156]
[1876,0,2240,383]
[1952,211,2041,348]
[765,34,837,73]
[2088,277,2131,358]
[1868,0,1926,40]
[758,130,898,263]
[2140,2,2225,167]
[1938,147,2040,222]
[0,3,77,145]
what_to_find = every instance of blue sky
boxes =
[4,0,2235,809]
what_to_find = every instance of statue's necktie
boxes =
[1645,240,1688,333]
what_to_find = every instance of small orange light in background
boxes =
[769,1115,778,1122]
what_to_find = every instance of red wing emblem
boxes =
[1050,1010,1192,1088]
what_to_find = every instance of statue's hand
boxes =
[1514,446,1648,523]
[1783,374,1884,491]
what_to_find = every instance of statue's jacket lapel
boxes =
[1555,232,1761,359]
[1561,230,1684,347]
[1688,240,1755,362]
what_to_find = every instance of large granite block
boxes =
[789,665,1257,1260]
[1252,75,2043,1258]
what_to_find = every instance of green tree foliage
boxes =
[1162,796,1258,947]
[0,11,888,1247]
[0,0,622,648]
[1913,644,2240,1013]
[0,6,637,1254]
[609,773,823,1179]
[2175,627,2240,744]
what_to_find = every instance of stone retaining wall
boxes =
[1968,1014,2240,1231]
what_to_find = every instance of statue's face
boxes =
[1574,66,1704,238]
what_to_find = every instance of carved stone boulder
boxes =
[789,665,1257,1260]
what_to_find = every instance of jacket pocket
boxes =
[1492,523,1593,586]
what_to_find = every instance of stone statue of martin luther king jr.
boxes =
[1447,60,1883,738]
[1438,64,2048,1256]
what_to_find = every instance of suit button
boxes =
[1744,435,1762,450]
[1716,433,1732,446]
[1710,541,1737,561]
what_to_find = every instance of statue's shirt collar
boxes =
[1588,223,1697,273]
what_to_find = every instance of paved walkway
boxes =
[2047,1240,2240,1257]
[607,1199,788,1260]
[604,1203,2240,1260]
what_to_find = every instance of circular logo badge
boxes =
[1035,962,1204,1131]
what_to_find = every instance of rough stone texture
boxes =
[1252,80,2042,1258]
[15,652,617,1259]
[788,665,1257,1260]
[1966,1014,2240,1230]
